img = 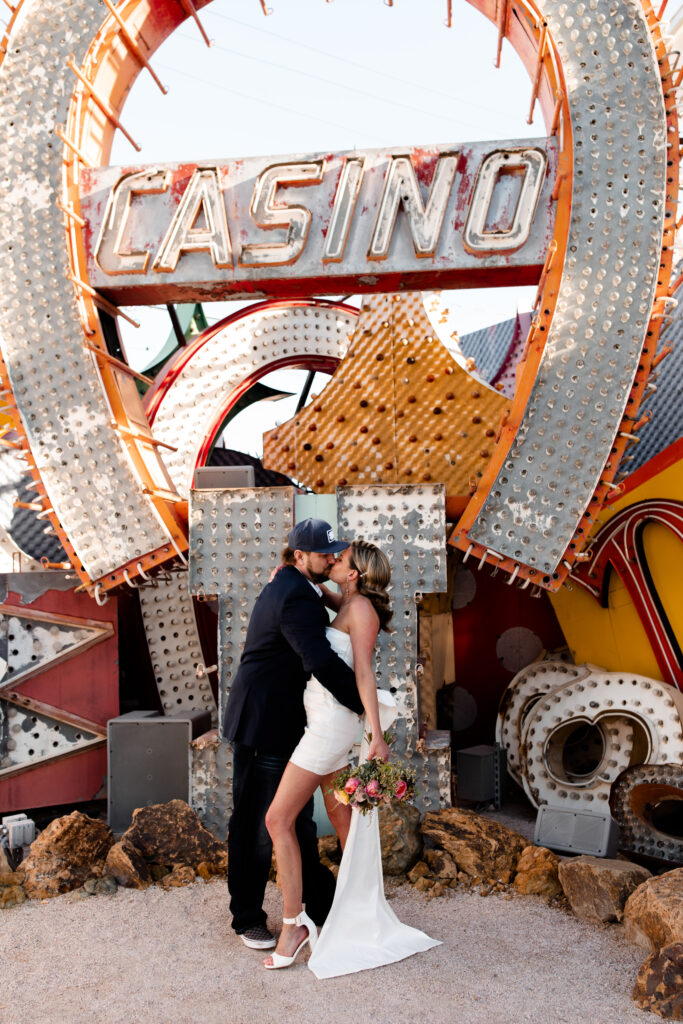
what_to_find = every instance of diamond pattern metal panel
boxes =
[337,484,449,810]
[138,572,217,727]
[0,0,170,579]
[465,0,667,577]
[263,293,508,496]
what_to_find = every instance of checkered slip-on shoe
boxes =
[239,925,276,949]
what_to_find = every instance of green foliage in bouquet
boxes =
[331,750,417,815]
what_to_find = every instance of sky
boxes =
[107,0,681,455]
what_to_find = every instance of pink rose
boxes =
[365,779,380,798]
[395,779,408,800]
[345,777,360,795]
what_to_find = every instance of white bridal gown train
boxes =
[307,638,440,979]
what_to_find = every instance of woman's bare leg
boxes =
[264,761,323,962]
[321,766,352,850]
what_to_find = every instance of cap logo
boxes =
[327,529,334,543]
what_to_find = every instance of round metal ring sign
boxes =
[0,0,676,598]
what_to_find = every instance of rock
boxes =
[632,942,683,1019]
[558,856,651,925]
[413,876,434,892]
[423,848,458,879]
[421,809,527,880]
[105,840,152,890]
[0,870,24,887]
[624,867,683,952]
[514,846,562,898]
[122,800,227,872]
[407,861,431,883]
[95,876,118,895]
[0,845,11,873]
[158,864,195,889]
[83,877,99,895]
[21,812,114,899]
[0,885,25,909]
[196,862,212,881]
[378,801,422,876]
[318,834,342,865]
[150,864,171,882]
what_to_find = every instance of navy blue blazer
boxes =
[223,565,363,756]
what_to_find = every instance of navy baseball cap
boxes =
[288,518,348,554]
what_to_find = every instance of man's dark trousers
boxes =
[228,743,336,932]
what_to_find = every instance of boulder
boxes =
[378,801,422,876]
[514,846,562,898]
[21,812,114,899]
[0,884,25,909]
[632,942,683,1019]
[421,809,527,880]
[423,848,458,879]
[105,840,151,890]
[624,867,683,952]
[558,856,651,924]
[158,864,195,889]
[318,834,342,865]
[122,800,227,871]
[0,844,11,873]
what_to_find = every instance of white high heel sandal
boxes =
[263,908,318,970]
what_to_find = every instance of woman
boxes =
[263,540,439,974]
[263,539,390,969]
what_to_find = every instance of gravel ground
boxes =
[0,876,658,1024]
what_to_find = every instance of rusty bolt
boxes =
[423,473,432,481]
[338,478,348,485]
[282,444,290,452]
[376,353,385,361]
[377,404,386,412]
[409,434,418,442]
[433,407,442,415]
[426,374,435,382]
[446,392,454,400]
[360,425,368,434]
[314,403,322,412]
[408,396,416,404]
[309,423,317,431]
[433,433,443,441]
[325,442,334,450]
[303,443,312,451]
[337,415,345,423]
[372,436,381,445]
[315,454,324,462]
[385,461,393,470]
[360,400,368,407]
[472,415,481,424]
[316,479,325,487]
[288,462,296,471]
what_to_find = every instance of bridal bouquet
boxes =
[332,758,416,815]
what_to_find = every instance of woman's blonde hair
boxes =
[348,539,393,632]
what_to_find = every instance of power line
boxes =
[155,61,376,141]
[175,31,484,131]
[205,9,516,121]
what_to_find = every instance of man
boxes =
[223,517,364,949]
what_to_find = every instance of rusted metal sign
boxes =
[81,138,557,303]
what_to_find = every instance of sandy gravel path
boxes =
[0,877,656,1024]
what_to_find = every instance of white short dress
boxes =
[289,626,362,775]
